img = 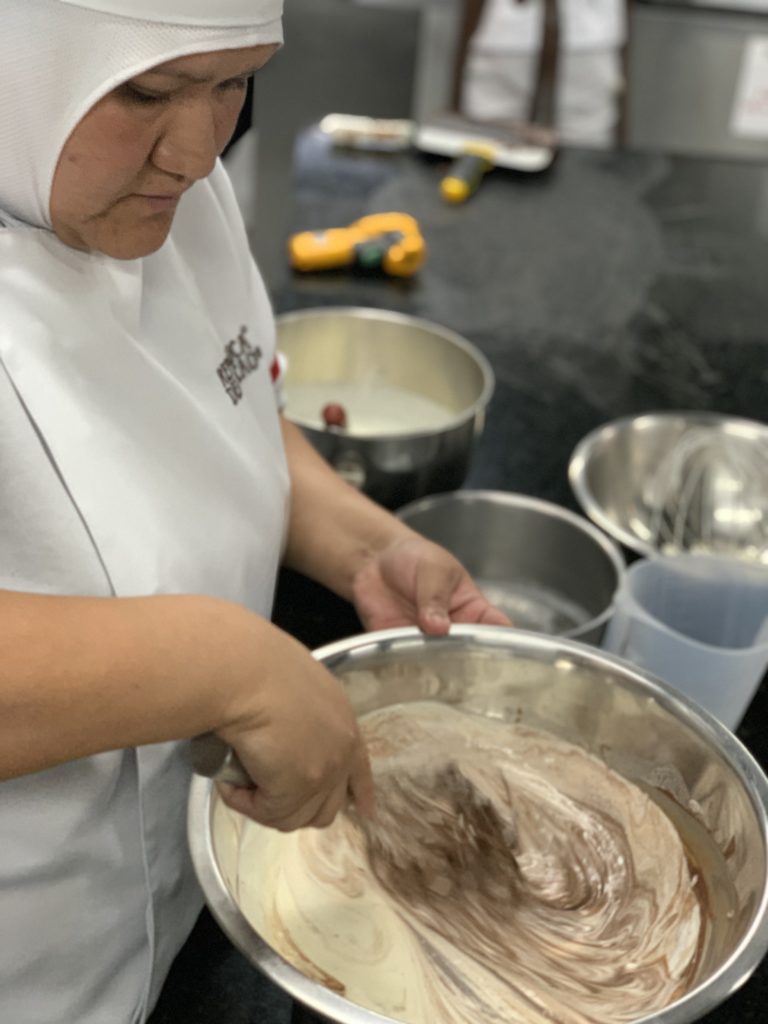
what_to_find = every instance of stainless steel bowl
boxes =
[397,490,625,644]
[569,411,768,560]
[189,626,768,1024]
[277,307,494,508]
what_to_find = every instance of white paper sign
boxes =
[731,36,768,139]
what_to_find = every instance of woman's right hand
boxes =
[212,611,375,832]
[0,590,374,834]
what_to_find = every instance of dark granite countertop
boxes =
[150,133,768,1024]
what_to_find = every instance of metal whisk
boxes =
[646,427,768,564]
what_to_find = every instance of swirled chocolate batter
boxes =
[237,703,704,1024]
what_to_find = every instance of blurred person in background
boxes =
[460,0,628,148]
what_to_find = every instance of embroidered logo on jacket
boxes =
[217,327,263,405]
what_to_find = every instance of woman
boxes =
[0,2,508,1022]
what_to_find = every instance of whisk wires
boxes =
[647,428,768,564]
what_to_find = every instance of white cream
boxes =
[284,382,453,436]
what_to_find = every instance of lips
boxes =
[137,193,184,213]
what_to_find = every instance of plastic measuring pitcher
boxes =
[602,554,768,730]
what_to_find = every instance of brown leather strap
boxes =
[528,0,560,128]
[450,0,488,111]
[616,0,634,147]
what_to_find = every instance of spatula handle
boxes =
[189,733,252,788]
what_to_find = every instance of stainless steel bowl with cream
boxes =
[276,308,494,509]
[188,627,768,1024]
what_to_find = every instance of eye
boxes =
[218,76,251,94]
[119,84,171,106]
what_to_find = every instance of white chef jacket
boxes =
[0,161,290,1024]
[469,0,625,55]
[463,0,627,147]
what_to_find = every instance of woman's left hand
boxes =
[350,536,511,635]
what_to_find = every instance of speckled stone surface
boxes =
[150,132,768,1024]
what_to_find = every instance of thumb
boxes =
[414,558,461,635]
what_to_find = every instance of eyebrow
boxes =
[145,64,262,84]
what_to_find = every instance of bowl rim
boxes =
[395,489,626,640]
[188,625,768,1024]
[275,306,496,440]
[568,410,768,559]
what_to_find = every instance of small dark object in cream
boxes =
[322,403,348,429]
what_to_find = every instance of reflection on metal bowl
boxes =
[189,627,768,1024]
[277,307,494,509]
[569,412,768,562]
[397,490,625,644]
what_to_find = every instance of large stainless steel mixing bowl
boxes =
[397,491,625,644]
[569,411,768,560]
[189,627,768,1024]
[277,307,494,508]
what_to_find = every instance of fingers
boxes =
[306,777,352,830]
[407,542,510,635]
[217,782,261,819]
[480,604,513,626]
[218,780,329,832]
[347,737,377,820]
[218,732,375,832]
[355,535,508,635]
[413,558,511,633]
[412,551,462,635]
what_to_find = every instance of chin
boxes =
[98,213,176,261]
[107,230,173,260]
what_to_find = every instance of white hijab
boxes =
[0,0,283,228]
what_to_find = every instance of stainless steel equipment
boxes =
[628,1,768,160]
[569,411,768,561]
[645,427,768,561]
[189,625,768,1024]
[643,1,768,14]
[277,307,494,509]
[396,490,625,643]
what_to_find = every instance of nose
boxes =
[151,101,219,183]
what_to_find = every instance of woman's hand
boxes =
[216,621,375,832]
[0,591,374,833]
[350,535,511,635]
[279,420,510,637]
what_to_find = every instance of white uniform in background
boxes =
[463,0,627,148]
[0,2,286,1022]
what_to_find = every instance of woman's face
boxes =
[50,45,277,260]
